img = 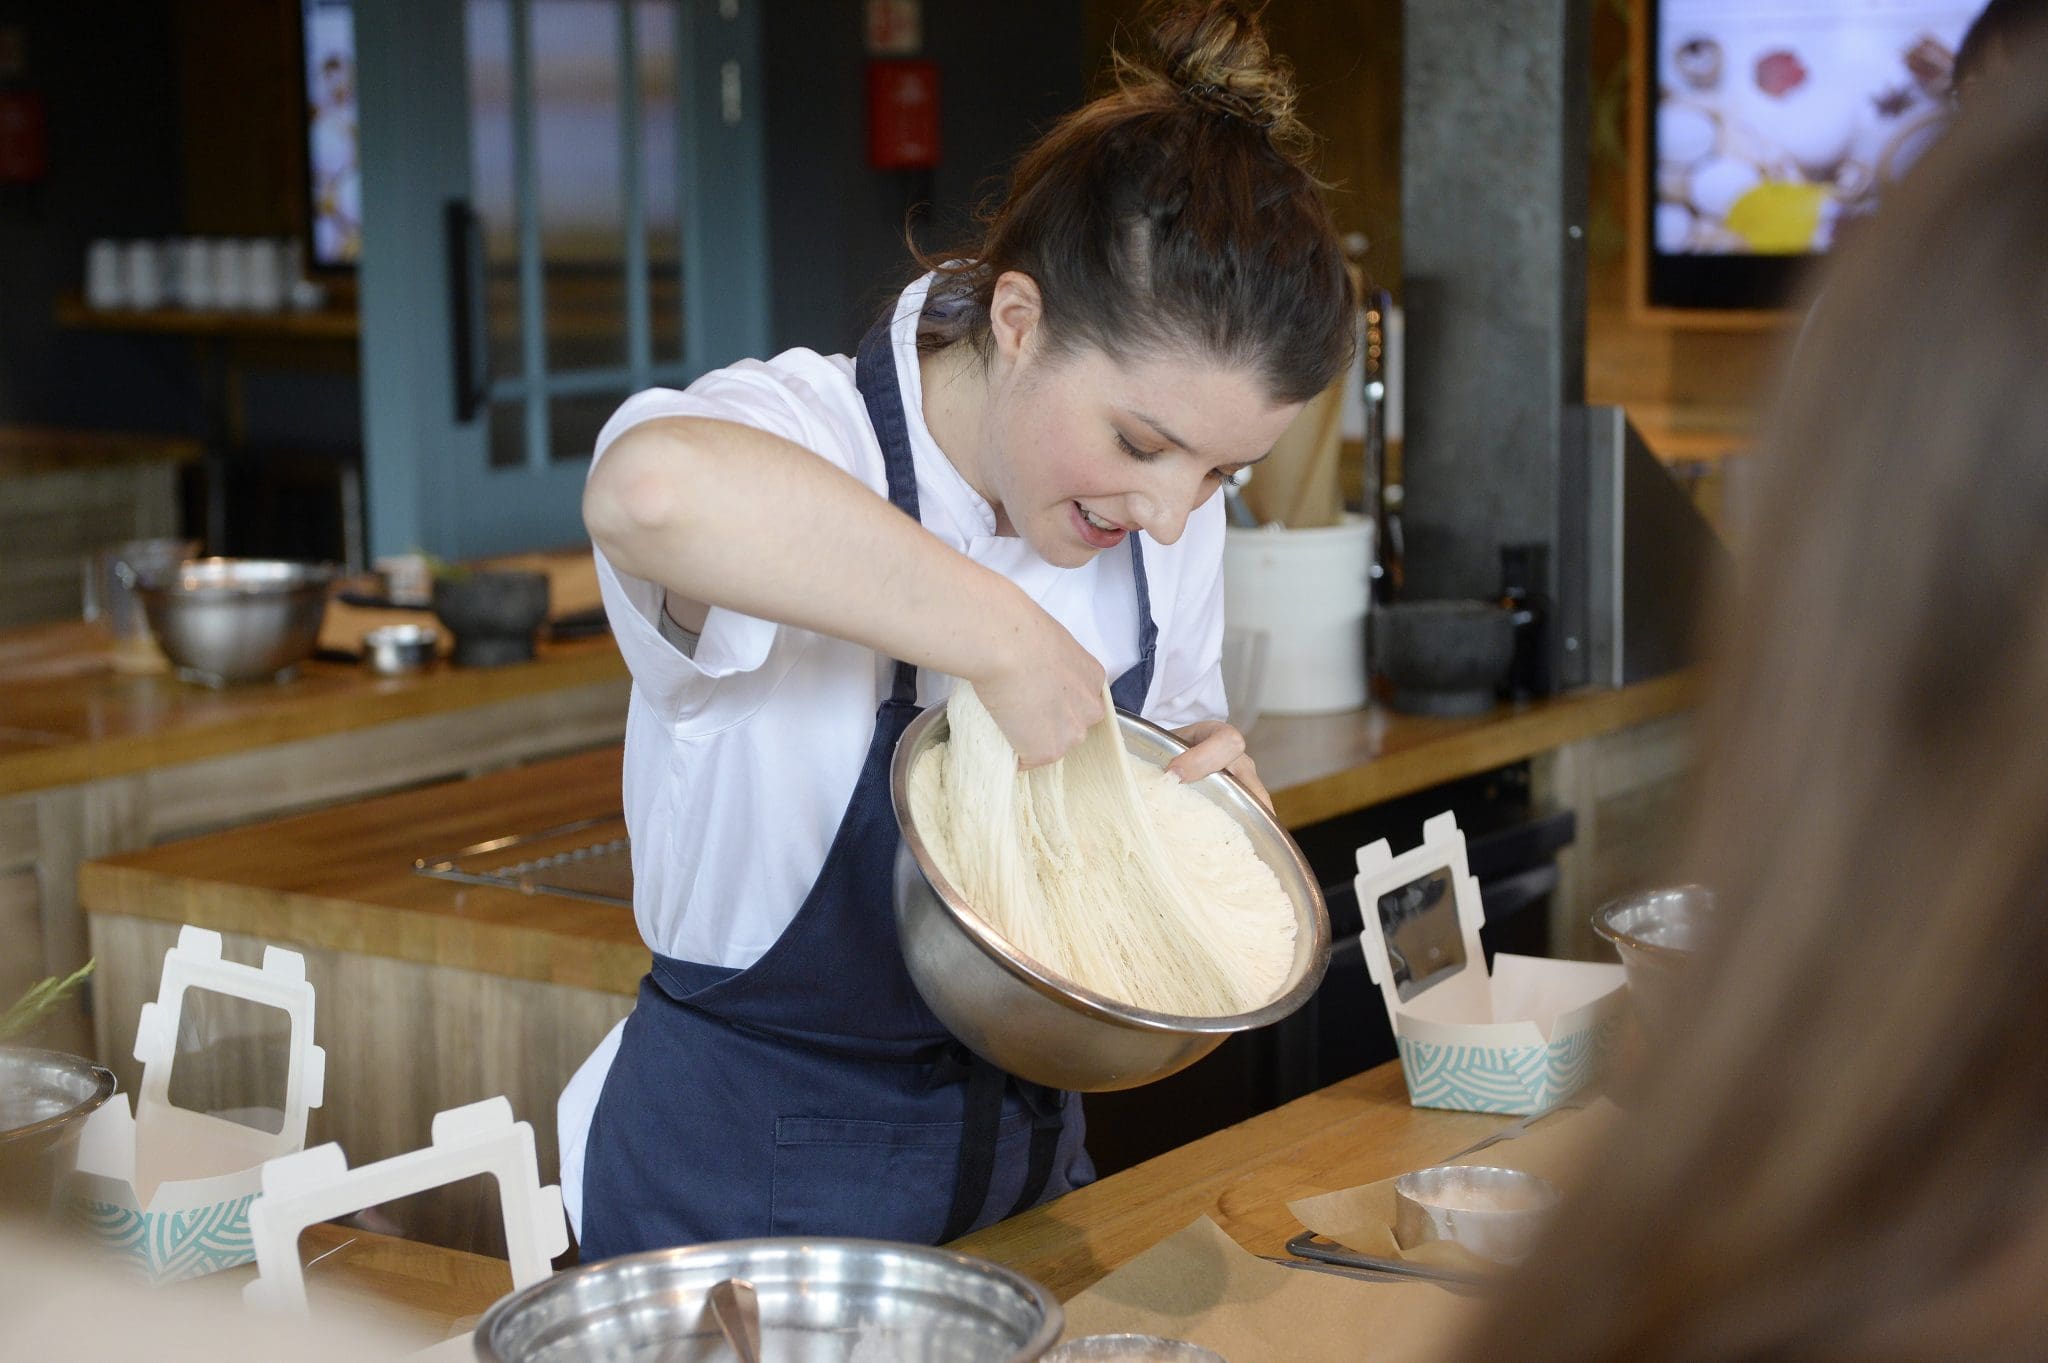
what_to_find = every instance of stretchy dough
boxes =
[907,681,1297,1016]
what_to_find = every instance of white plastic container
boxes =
[1223,514,1374,715]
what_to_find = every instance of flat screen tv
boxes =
[300,0,360,270]
[1647,0,1987,310]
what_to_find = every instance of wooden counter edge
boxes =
[0,646,629,800]
[78,862,651,995]
[1268,671,1699,828]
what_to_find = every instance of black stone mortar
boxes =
[1372,599,1516,716]
[432,570,551,667]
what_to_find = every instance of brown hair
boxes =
[918,1,1353,405]
[1447,68,2048,1363]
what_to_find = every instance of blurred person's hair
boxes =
[1446,55,2048,1363]
[1955,0,2048,98]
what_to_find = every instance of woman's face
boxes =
[980,330,1303,569]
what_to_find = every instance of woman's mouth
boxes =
[1071,501,1128,550]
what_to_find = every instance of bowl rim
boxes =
[1590,882,1716,960]
[474,1235,1063,1358]
[134,556,338,596]
[890,704,1331,1037]
[0,1046,118,1147]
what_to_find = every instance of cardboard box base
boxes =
[1397,1012,1623,1115]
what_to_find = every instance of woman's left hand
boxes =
[1165,720,1272,812]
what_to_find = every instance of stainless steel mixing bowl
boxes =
[0,1046,117,1219]
[473,1237,1062,1363]
[133,557,337,686]
[1592,883,1717,1041]
[890,706,1331,1093]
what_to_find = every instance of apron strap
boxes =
[855,316,925,709]
[938,1053,1006,1242]
[933,1049,1064,1241]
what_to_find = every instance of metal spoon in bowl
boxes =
[707,1277,762,1363]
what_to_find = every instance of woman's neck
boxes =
[918,342,1004,522]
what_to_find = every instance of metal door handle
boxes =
[444,198,490,423]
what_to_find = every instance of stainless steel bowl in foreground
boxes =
[1592,883,1717,1040]
[134,558,336,685]
[890,707,1331,1093]
[1392,1164,1561,1265]
[1046,1335,1226,1362]
[473,1238,1062,1363]
[0,1047,118,1218]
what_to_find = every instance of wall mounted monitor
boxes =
[1647,0,1987,309]
[300,0,360,270]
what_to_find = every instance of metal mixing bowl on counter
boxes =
[131,558,337,686]
[473,1237,1062,1363]
[0,1047,117,1219]
[889,706,1331,1093]
[1592,883,1718,1041]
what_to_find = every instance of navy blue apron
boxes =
[578,317,1159,1257]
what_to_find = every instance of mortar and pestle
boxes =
[432,569,551,667]
[1371,600,1516,716]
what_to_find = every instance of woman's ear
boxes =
[987,271,1044,366]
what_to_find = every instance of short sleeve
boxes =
[1143,495,1229,730]
[587,361,867,733]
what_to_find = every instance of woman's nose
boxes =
[1130,464,1211,545]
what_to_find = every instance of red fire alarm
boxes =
[0,89,45,184]
[867,59,939,171]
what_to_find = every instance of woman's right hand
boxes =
[969,603,1107,769]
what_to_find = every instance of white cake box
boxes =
[69,925,325,1283]
[1356,812,1625,1114]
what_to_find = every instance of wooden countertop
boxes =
[0,620,627,799]
[226,1060,1497,1349]
[0,424,202,478]
[79,676,1692,996]
[1255,671,1694,828]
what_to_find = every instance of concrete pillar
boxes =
[1399,0,1590,604]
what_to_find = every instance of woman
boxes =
[560,1,1354,1258]
[1448,56,2048,1363]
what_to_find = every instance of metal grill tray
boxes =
[413,813,633,907]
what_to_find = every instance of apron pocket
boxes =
[770,1113,1033,1242]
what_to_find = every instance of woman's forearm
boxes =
[584,417,1041,686]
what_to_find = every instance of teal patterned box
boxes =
[1356,813,1627,1116]
[65,925,326,1283]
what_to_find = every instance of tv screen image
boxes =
[303,0,359,269]
[1649,0,1988,305]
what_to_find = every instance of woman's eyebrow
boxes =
[1125,408,1200,458]
[1125,408,1271,466]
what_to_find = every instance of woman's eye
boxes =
[1114,431,1162,462]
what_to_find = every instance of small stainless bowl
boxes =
[1392,1164,1561,1264]
[1593,883,1717,1040]
[361,622,440,675]
[473,1237,1061,1363]
[890,706,1331,1093]
[133,557,336,686]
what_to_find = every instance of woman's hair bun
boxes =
[1118,1,1311,161]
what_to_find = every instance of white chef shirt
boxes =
[558,274,1228,1231]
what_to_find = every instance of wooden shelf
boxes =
[54,291,359,342]
[0,424,201,478]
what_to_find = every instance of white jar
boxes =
[1223,515,1376,715]
[172,238,215,309]
[121,239,166,310]
[210,237,249,310]
[85,239,125,310]
[244,238,287,312]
